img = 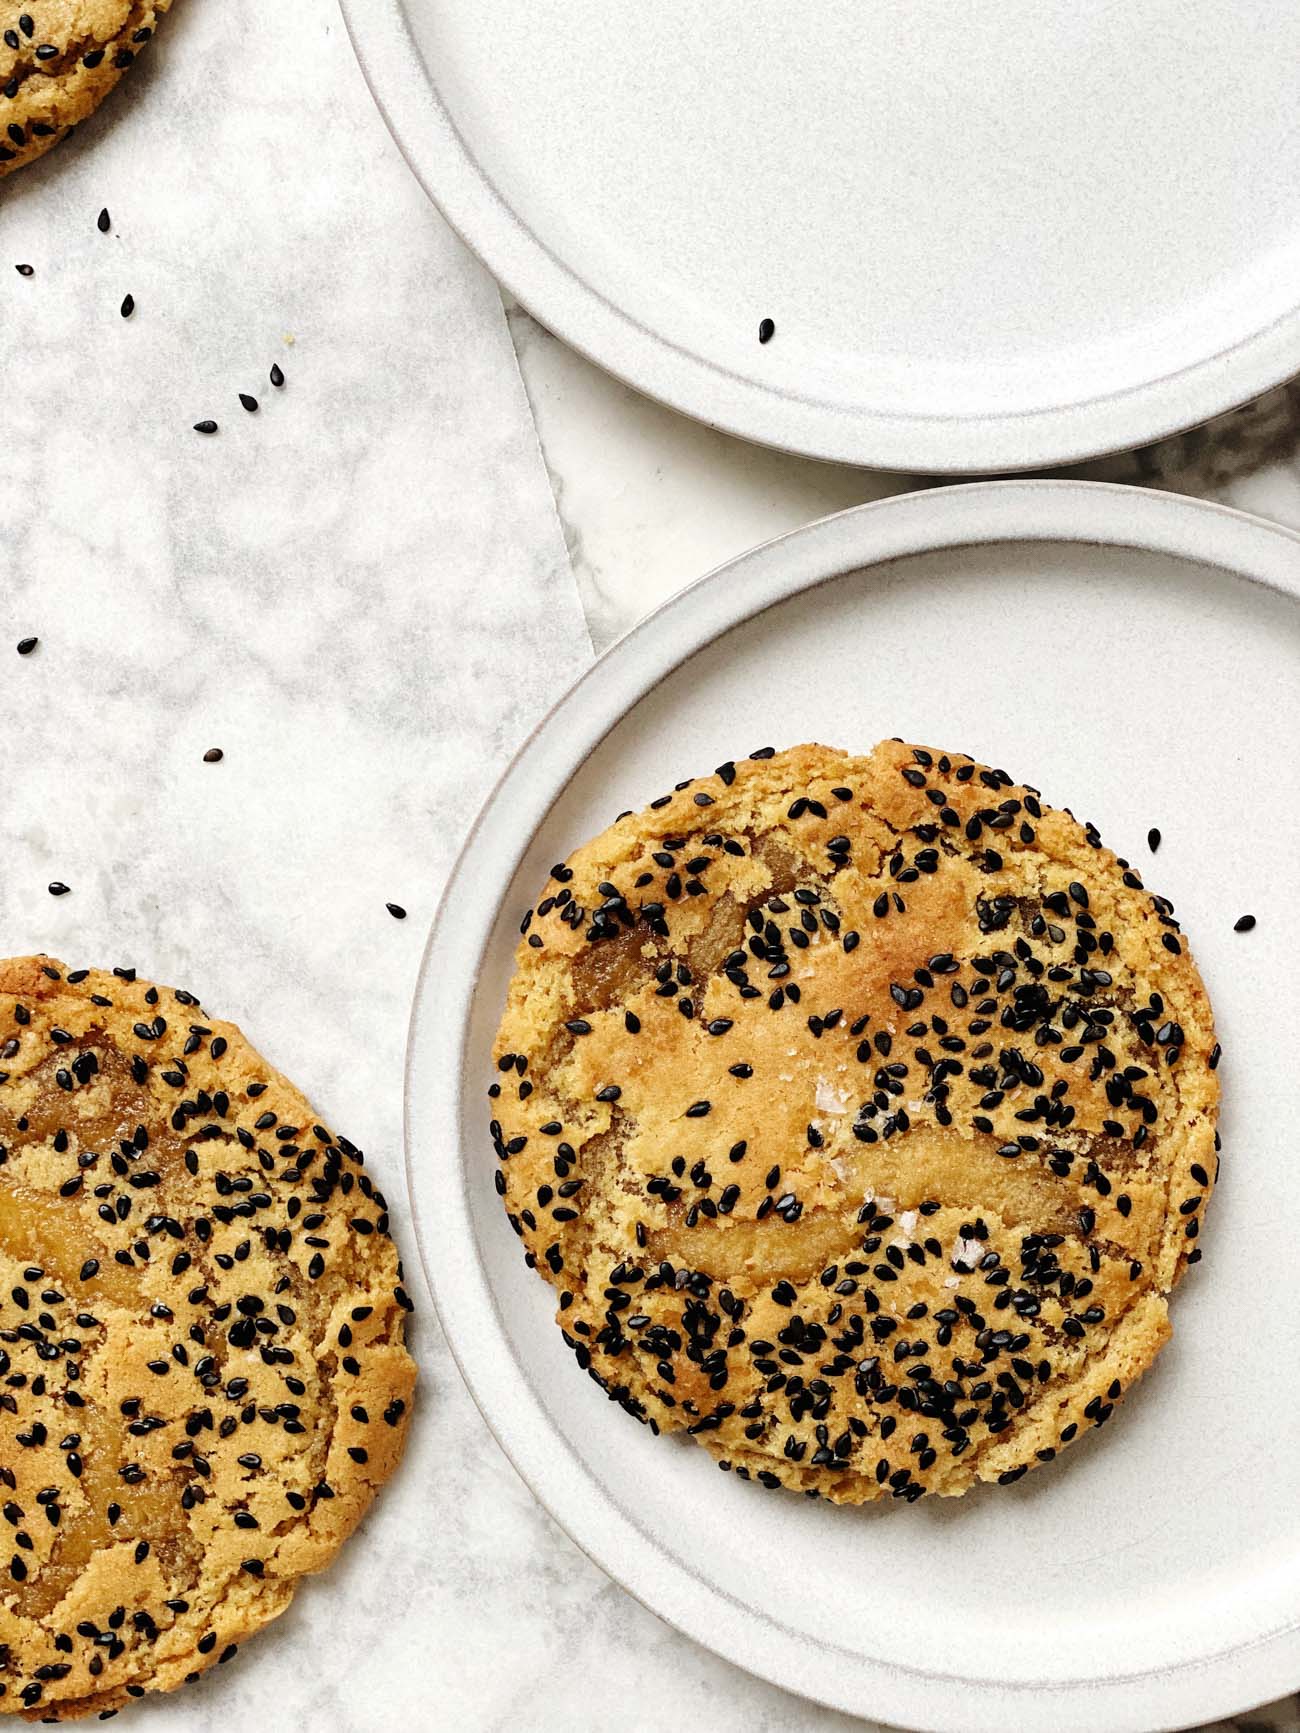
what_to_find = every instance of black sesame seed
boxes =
[97,207,111,233]
[758,317,775,344]
[16,636,37,655]
[1147,828,1160,853]
[14,263,33,276]
[120,294,135,319]
[239,392,259,413]
[193,420,219,434]
[1233,914,1256,933]
[48,882,70,897]
[202,747,223,763]
[270,362,285,388]
[386,902,407,920]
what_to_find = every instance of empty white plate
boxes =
[344,3,1300,471]
[407,482,1300,1732]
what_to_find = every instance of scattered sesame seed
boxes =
[193,420,218,435]
[269,362,285,388]
[14,263,33,276]
[1147,828,1160,853]
[119,294,135,319]
[1233,914,1256,932]
[97,207,111,233]
[202,747,223,764]
[758,317,775,344]
[16,637,37,656]
[386,903,407,920]
[239,392,259,413]
[47,882,70,897]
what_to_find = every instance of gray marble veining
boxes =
[0,2,598,1727]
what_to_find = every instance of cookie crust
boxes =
[0,957,415,1718]
[0,2,173,179]
[491,742,1218,1504]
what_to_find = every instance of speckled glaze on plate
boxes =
[342,3,1300,472]
[406,482,1300,1733]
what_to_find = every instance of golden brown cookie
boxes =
[0,957,415,1719]
[491,741,1218,1503]
[0,2,173,179]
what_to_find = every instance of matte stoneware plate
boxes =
[342,3,1300,472]
[407,482,1300,1732]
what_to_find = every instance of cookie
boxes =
[0,957,415,1719]
[491,741,1219,1503]
[0,2,173,179]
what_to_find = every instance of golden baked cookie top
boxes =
[0,2,174,179]
[0,957,415,1720]
[491,741,1218,1503]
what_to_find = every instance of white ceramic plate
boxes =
[342,3,1300,473]
[407,482,1300,1733]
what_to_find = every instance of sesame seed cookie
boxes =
[0,957,415,1719]
[0,2,173,179]
[491,742,1218,1504]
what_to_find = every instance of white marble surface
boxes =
[0,1,1298,1727]
[0,3,593,1728]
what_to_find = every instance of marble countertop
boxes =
[1,0,1298,1726]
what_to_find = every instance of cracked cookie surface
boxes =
[0,957,415,1719]
[0,2,173,179]
[491,741,1218,1503]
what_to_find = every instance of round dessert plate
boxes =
[342,3,1300,471]
[407,481,1300,1732]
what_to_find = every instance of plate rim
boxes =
[405,480,1300,1732]
[340,0,1300,474]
